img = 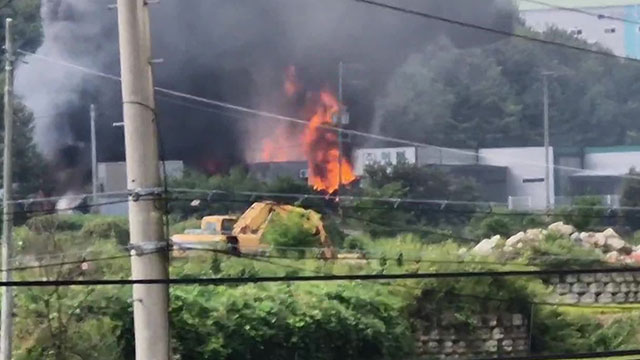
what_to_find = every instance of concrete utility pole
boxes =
[0,17,14,360]
[542,72,551,211]
[116,1,170,360]
[90,104,98,203]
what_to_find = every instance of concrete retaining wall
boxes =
[550,271,640,304]
[414,313,529,359]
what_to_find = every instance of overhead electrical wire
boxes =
[520,0,640,26]
[187,247,640,310]
[16,49,640,182]
[352,0,640,64]
[168,188,637,214]
[1,264,639,287]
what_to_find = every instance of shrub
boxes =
[521,232,602,269]
[557,196,605,231]
[469,213,546,240]
[81,217,129,248]
[262,212,322,249]
[170,283,413,360]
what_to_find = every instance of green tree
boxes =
[0,102,48,196]
[348,163,479,235]
[375,26,640,149]
[0,0,45,196]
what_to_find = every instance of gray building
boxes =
[96,160,184,216]
[247,161,308,183]
[519,0,640,58]
[353,146,509,204]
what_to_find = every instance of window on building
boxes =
[365,153,375,165]
[569,28,583,36]
[604,26,616,34]
[396,151,407,164]
[381,151,392,163]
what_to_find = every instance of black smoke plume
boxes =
[15,0,516,192]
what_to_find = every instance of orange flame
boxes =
[303,91,356,193]
[261,127,303,162]
[258,66,357,193]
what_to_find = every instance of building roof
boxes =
[519,0,640,11]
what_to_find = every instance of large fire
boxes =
[303,91,356,193]
[259,66,357,193]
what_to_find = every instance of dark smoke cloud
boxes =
[15,0,515,185]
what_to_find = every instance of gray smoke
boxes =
[15,0,516,179]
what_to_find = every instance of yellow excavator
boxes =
[171,201,337,258]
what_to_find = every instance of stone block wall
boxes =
[414,313,529,359]
[549,271,640,304]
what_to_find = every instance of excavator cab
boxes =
[171,215,238,256]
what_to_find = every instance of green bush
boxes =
[557,196,605,231]
[521,232,602,269]
[468,213,546,240]
[80,217,129,248]
[343,234,374,251]
[262,212,321,249]
[170,283,413,360]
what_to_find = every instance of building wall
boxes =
[248,161,308,182]
[583,147,640,173]
[352,147,417,176]
[479,147,555,209]
[96,161,184,216]
[97,161,184,193]
[521,5,640,58]
[521,5,640,57]
[416,146,477,166]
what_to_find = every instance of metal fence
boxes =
[508,195,620,211]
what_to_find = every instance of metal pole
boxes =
[337,61,343,198]
[543,73,551,211]
[90,104,98,203]
[0,17,14,360]
[116,1,170,360]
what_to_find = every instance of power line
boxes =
[188,247,638,310]
[352,0,640,64]
[1,264,640,287]
[181,244,606,269]
[521,0,640,26]
[17,49,640,182]
[471,349,640,360]
[168,188,640,213]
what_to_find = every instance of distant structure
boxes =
[96,160,184,216]
[353,146,547,209]
[247,161,308,183]
[355,145,640,210]
[519,0,640,58]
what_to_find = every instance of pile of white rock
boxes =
[472,221,640,264]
